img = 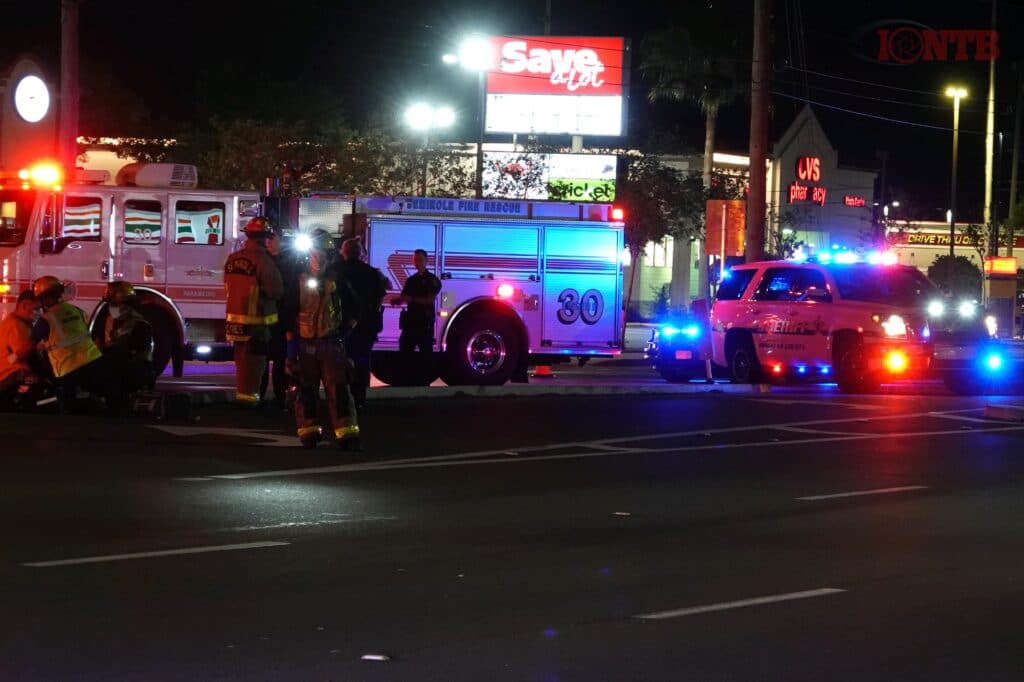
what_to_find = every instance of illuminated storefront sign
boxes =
[788,155,826,206]
[844,195,866,207]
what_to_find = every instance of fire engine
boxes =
[270,195,625,385]
[0,161,260,377]
[1,162,625,385]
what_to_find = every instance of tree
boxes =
[641,20,747,307]
[928,255,983,299]
[610,155,706,318]
[764,208,808,260]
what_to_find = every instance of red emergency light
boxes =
[611,207,625,221]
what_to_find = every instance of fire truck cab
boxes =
[0,162,260,376]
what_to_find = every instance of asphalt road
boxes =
[2,390,1024,680]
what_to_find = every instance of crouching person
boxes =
[94,281,155,398]
[286,230,360,451]
[0,290,47,406]
[31,276,118,412]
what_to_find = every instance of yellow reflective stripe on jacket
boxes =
[225,312,279,326]
[235,392,260,404]
[335,425,360,439]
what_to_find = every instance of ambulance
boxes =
[1,162,625,385]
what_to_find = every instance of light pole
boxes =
[945,86,968,265]
[404,103,456,196]
[444,36,495,199]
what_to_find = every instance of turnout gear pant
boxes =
[293,338,359,441]
[233,327,270,406]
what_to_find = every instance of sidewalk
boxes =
[158,355,769,405]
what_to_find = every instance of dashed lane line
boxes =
[634,588,846,620]
[22,541,289,568]
[796,485,929,501]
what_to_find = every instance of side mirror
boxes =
[805,287,831,302]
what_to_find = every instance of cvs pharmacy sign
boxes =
[487,36,625,97]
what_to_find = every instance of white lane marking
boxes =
[224,516,396,532]
[797,485,928,501]
[203,424,1024,479]
[773,426,857,435]
[928,412,996,424]
[634,588,845,620]
[175,477,213,482]
[23,541,289,568]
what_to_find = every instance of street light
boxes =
[404,103,456,195]
[945,86,968,266]
[446,35,496,198]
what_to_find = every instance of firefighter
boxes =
[286,229,360,450]
[259,230,292,410]
[30,276,116,411]
[336,238,388,410]
[391,248,441,354]
[0,290,44,403]
[224,216,284,408]
[94,281,155,397]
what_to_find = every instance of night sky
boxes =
[3,0,1022,222]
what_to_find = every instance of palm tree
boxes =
[641,22,747,307]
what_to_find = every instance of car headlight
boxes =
[985,315,998,338]
[927,300,945,318]
[958,301,977,318]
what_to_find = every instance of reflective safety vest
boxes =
[297,275,342,339]
[43,302,102,378]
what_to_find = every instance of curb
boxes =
[160,382,772,405]
[983,403,1024,421]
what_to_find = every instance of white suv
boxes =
[710,257,935,392]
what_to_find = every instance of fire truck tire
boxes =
[139,305,176,378]
[726,332,761,383]
[443,312,521,386]
[835,334,880,394]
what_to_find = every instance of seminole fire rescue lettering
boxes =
[788,156,826,207]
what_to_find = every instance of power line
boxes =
[780,65,946,97]
[774,78,984,113]
[772,91,986,133]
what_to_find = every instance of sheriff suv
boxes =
[710,255,935,393]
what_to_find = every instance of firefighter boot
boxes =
[336,425,361,452]
[298,426,323,449]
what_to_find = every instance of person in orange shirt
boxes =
[0,290,43,399]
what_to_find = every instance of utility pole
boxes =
[876,150,888,244]
[58,0,80,176]
[544,0,552,34]
[984,0,997,253]
[745,0,770,262]
[1010,61,1023,256]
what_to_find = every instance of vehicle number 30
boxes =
[556,288,604,325]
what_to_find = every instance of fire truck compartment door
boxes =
[368,219,440,344]
[37,192,111,309]
[543,226,620,348]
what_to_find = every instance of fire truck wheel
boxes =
[835,336,880,394]
[727,333,761,384]
[443,313,521,386]
[139,305,175,378]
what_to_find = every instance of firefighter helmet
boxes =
[243,216,274,237]
[32,275,64,300]
[103,281,137,305]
